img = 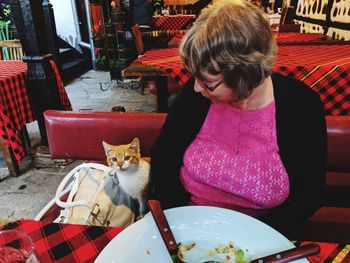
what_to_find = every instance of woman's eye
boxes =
[111,157,117,162]
[124,156,130,161]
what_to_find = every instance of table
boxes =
[153,15,196,30]
[167,34,183,48]
[0,61,34,175]
[165,32,328,49]
[123,61,169,112]
[126,45,350,115]
[275,45,350,115]
[145,15,196,49]
[1,219,349,262]
[275,32,327,44]
[0,60,72,175]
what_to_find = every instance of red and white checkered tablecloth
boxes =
[136,45,350,115]
[0,60,72,165]
[153,15,195,30]
[1,219,349,262]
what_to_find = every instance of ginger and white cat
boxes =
[102,138,150,217]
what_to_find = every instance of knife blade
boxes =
[250,243,320,263]
[147,200,181,262]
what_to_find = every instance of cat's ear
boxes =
[102,141,112,155]
[129,138,140,152]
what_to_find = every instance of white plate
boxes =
[95,206,308,263]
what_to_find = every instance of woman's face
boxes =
[194,72,238,103]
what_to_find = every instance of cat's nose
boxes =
[117,161,123,168]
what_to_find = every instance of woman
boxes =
[150,0,327,235]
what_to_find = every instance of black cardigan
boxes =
[150,72,327,235]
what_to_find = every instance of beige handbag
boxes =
[54,163,136,227]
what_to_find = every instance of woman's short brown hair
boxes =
[179,0,277,100]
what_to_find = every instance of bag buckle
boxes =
[90,203,111,226]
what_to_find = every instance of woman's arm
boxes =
[261,77,327,235]
[149,79,210,209]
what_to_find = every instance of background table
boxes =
[1,219,349,262]
[275,32,327,44]
[153,15,196,30]
[132,45,350,115]
[0,60,72,175]
[275,45,350,116]
[166,32,328,49]
[0,61,34,175]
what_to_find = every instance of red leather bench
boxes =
[44,110,166,160]
[44,110,350,242]
[290,116,350,243]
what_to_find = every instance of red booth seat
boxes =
[44,110,350,242]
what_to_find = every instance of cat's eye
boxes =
[111,157,117,162]
[124,156,130,161]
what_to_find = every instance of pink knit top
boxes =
[180,102,289,217]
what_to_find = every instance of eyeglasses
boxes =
[196,78,225,92]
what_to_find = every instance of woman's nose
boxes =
[194,80,204,93]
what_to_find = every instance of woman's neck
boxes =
[230,76,274,111]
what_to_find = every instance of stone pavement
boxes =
[0,70,158,221]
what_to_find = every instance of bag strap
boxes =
[55,163,111,209]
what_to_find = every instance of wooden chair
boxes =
[131,24,144,57]
[0,40,23,60]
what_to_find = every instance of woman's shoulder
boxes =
[271,72,321,104]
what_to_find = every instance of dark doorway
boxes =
[74,0,89,43]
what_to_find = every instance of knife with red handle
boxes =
[250,243,320,263]
[147,200,180,260]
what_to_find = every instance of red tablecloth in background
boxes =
[153,15,196,30]
[0,60,72,164]
[166,32,327,49]
[275,45,350,116]
[49,61,72,111]
[275,32,326,44]
[136,45,350,115]
[0,61,34,164]
[1,219,349,263]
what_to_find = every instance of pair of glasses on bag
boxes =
[196,78,225,92]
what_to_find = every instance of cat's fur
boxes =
[102,138,150,217]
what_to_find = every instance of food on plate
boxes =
[173,241,249,263]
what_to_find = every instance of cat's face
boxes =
[102,138,141,170]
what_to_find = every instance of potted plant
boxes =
[95,49,108,71]
[116,22,126,32]
[117,58,131,70]
[111,0,125,23]
[109,60,122,80]
[106,47,116,58]
[117,44,130,59]
[91,20,105,48]
[0,3,17,40]
[105,18,115,38]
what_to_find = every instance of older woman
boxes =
[150,0,327,235]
